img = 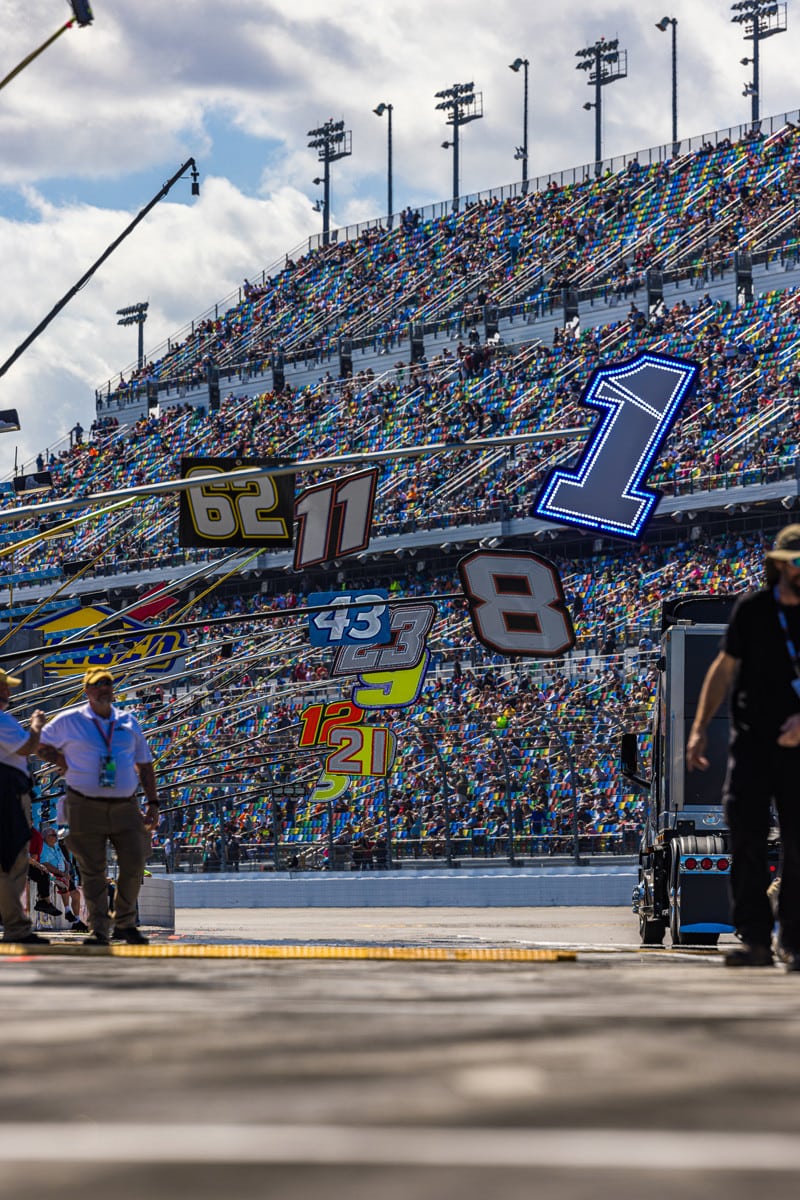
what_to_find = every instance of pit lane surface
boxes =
[1,907,798,1200]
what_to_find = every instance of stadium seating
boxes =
[17,121,800,864]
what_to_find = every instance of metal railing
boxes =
[149,830,641,874]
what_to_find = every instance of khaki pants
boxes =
[66,791,150,938]
[0,791,32,941]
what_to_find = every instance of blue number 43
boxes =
[534,351,698,540]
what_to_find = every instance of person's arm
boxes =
[15,708,47,757]
[136,760,160,830]
[37,741,67,773]
[686,651,737,771]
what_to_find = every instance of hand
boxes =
[50,750,68,775]
[686,727,709,771]
[30,709,47,733]
[143,803,160,832]
[777,713,800,747]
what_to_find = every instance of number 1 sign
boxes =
[533,351,698,539]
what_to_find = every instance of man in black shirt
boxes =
[687,525,800,970]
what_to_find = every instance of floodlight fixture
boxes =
[307,118,352,245]
[730,0,786,121]
[116,301,149,369]
[574,37,628,175]
[434,80,483,211]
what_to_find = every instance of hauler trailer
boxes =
[624,595,779,947]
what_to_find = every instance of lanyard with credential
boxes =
[91,716,115,755]
[773,586,800,696]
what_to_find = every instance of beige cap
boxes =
[0,669,22,687]
[766,525,800,561]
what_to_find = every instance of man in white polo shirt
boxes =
[0,668,48,944]
[38,667,159,946]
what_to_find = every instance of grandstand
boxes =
[6,109,800,870]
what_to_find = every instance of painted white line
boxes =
[0,1125,798,1170]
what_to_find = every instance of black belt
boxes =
[67,787,137,802]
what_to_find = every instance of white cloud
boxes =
[0,176,319,467]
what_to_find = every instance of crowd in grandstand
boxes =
[7,120,800,867]
[100,121,800,403]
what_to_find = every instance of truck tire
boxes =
[670,839,719,947]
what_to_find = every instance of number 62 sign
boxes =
[178,458,295,548]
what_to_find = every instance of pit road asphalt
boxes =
[1,906,798,1200]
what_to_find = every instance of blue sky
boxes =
[0,0,798,463]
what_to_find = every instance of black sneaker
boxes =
[725,944,774,968]
[112,927,149,945]
[70,919,90,933]
[83,933,110,946]
[3,932,51,945]
[34,899,61,917]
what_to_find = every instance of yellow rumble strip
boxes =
[0,942,576,963]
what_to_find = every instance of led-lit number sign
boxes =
[533,351,698,539]
[458,550,575,658]
[178,458,294,548]
[325,726,397,778]
[294,468,378,569]
[307,591,390,648]
[332,604,435,708]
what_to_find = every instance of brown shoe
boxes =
[725,944,774,968]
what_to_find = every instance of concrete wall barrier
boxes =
[171,867,637,909]
[30,875,175,932]
[139,876,175,929]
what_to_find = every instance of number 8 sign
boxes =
[458,550,575,658]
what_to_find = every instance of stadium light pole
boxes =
[307,119,352,247]
[731,1,787,124]
[435,82,483,212]
[655,17,679,155]
[575,38,628,177]
[372,102,394,228]
[116,302,149,370]
[508,57,530,194]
